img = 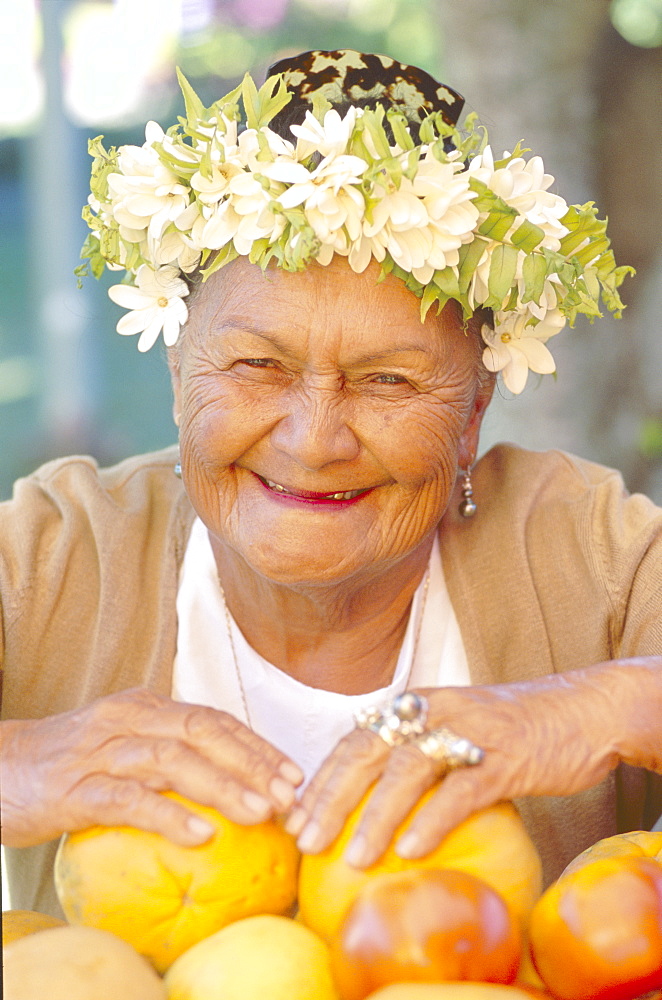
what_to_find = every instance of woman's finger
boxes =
[341,741,450,867]
[286,728,389,852]
[91,735,285,824]
[83,689,304,796]
[394,762,513,858]
[68,773,221,846]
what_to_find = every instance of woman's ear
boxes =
[458,373,495,469]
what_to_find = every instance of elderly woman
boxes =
[1,49,661,919]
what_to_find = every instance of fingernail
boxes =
[344,834,369,868]
[269,776,296,811]
[279,760,304,785]
[186,816,215,842]
[297,820,322,853]
[284,807,307,836]
[241,790,272,817]
[396,831,422,858]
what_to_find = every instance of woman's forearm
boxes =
[599,656,662,773]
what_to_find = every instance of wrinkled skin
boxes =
[1,256,660,859]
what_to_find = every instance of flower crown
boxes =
[78,56,633,394]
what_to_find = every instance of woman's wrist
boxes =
[577,657,662,774]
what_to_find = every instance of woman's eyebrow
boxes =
[216,324,431,363]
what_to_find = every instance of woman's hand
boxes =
[287,658,662,868]
[0,688,303,848]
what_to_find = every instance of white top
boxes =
[172,518,470,784]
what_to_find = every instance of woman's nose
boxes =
[270,389,360,470]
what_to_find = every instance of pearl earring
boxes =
[458,467,477,518]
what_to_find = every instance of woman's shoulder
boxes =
[477,442,635,491]
[2,445,188,518]
[465,443,662,586]
[11,444,181,495]
[0,446,195,584]
[475,443,661,521]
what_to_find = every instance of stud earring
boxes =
[173,462,182,479]
[458,467,477,518]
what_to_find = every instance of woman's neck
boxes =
[209,532,435,695]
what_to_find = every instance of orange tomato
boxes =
[331,868,522,1000]
[528,855,662,1000]
[560,830,662,878]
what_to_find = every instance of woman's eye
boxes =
[238,358,275,368]
[372,373,410,385]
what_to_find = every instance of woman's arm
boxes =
[288,657,662,867]
[0,688,303,848]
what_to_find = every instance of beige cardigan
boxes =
[2,443,661,916]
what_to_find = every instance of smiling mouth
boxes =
[256,475,371,502]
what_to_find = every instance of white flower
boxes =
[468,146,569,249]
[151,228,201,273]
[362,157,478,276]
[290,107,357,159]
[347,232,388,272]
[108,122,191,242]
[190,161,245,206]
[108,264,189,351]
[263,151,367,250]
[481,309,566,394]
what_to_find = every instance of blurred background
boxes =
[1,0,661,501]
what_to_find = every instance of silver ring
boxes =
[354,692,429,747]
[412,726,484,775]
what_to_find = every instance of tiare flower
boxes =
[290,107,358,159]
[481,309,566,394]
[107,123,191,243]
[468,145,569,249]
[264,151,368,249]
[108,264,189,351]
[362,156,478,278]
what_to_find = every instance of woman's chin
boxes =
[234,536,377,588]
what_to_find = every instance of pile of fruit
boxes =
[3,788,662,1000]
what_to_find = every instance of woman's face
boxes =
[170,256,493,586]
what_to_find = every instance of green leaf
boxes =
[420,281,442,319]
[241,72,261,130]
[559,202,604,256]
[432,265,461,300]
[388,112,416,152]
[201,243,238,280]
[510,219,544,253]
[457,236,488,294]
[520,253,549,304]
[176,68,207,127]
[401,147,421,182]
[573,235,610,268]
[478,206,518,242]
[248,237,270,264]
[255,74,292,128]
[123,241,143,272]
[362,108,392,160]
[493,141,530,169]
[487,244,519,305]
[211,81,242,123]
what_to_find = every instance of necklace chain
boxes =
[218,565,432,733]
[219,585,254,730]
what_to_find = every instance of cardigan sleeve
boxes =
[0,447,192,722]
